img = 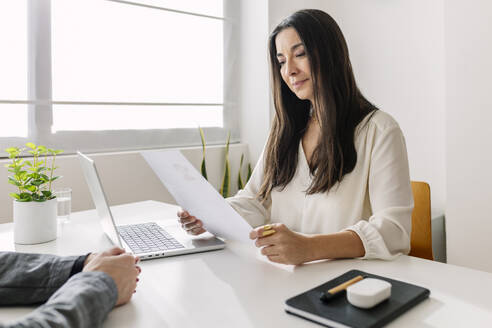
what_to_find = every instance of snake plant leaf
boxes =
[201,159,208,181]
[199,126,206,153]
[247,163,252,182]
[237,153,244,190]
[220,132,231,198]
[198,127,208,180]
[220,160,230,198]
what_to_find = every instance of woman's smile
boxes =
[292,78,309,90]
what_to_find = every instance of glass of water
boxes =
[54,188,72,223]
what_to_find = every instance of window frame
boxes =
[0,0,239,154]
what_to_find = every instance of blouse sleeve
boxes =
[226,151,271,228]
[346,124,413,260]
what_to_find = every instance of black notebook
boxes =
[285,270,430,328]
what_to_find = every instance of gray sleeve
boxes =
[0,252,79,305]
[0,272,118,328]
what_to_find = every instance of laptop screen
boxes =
[77,151,123,247]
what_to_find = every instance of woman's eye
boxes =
[279,61,285,66]
[295,51,306,57]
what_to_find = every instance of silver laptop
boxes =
[77,151,225,260]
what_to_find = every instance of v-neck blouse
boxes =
[227,110,413,260]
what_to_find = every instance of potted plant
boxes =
[5,143,63,244]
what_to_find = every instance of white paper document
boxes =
[141,150,252,243]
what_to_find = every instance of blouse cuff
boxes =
[345,221,401,261]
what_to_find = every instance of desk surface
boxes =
[1,201,492,327]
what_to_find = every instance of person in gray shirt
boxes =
[0,246,141,328]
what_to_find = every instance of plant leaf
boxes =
[220,160,230,198]
[25,142,36,149]
[225,131,231,154]
[199,126,206,153]
[246,163,252,182]
[5,147,19,153]
[25,185,37,192]
[237,153,244,190]
[219,132,231,198]
[8,178,21,187]
[199,126,208,181]
[200,158,208,181]
[237,172,243,190]
[41,190,52,197]
[9,193,21,200]
[19,193,32,202]
[31,179,44,186]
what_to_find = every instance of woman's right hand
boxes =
[177,209,207,235]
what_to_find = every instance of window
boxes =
[0,0,28,138]
[0,0,239,153]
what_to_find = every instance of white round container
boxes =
[13,198,57,244]
[347,278,392,309]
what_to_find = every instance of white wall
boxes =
[445,0,492,272]
[239,0,271,164]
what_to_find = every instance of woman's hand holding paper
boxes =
[177,209,207,235]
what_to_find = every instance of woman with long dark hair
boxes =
[179,9,413,265]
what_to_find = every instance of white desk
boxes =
[1,201,492,327]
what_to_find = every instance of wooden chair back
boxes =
[409,181,434,260]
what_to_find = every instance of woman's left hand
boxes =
[249,223,315,265]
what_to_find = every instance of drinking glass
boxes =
[54,188,72,223]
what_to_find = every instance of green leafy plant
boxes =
[198,126,208,180]
[220,131,231,198]
[5,143,63,202]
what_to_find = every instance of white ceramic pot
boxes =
[13,198,57,244]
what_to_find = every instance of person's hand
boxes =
[177,209,207,235]
[83,247,141,306]
[250,223,314,265]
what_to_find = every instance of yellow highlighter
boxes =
[262,224,276,237]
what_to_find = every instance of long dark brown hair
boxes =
[258,9,377,200]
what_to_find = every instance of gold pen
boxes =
[320,275,366,302]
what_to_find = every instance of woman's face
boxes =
[275,27,313,103]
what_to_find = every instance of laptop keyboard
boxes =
[117,222,185,254]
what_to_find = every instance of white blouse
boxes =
[227,110,413,260]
